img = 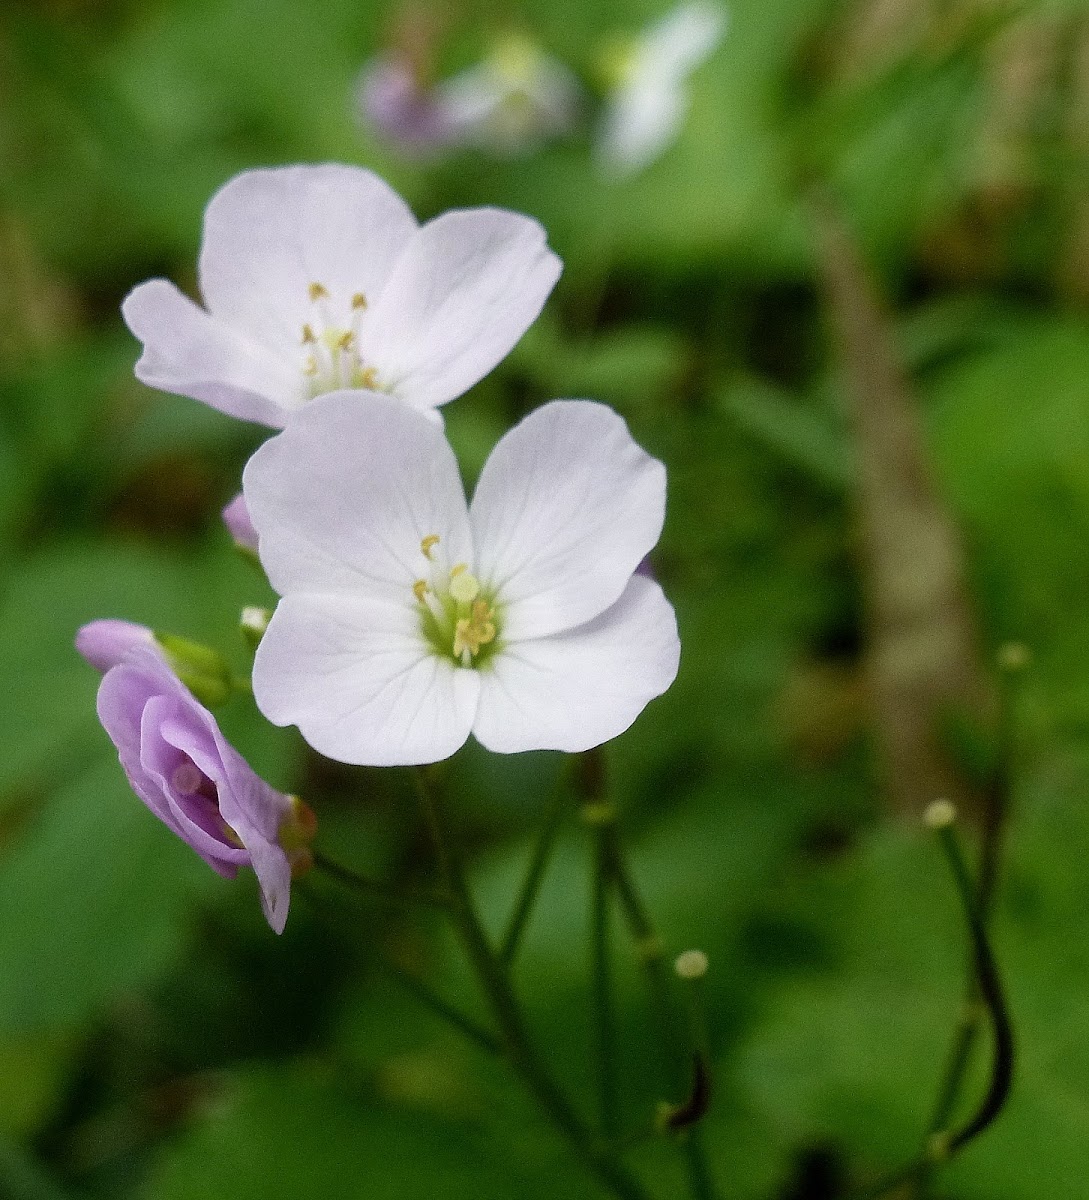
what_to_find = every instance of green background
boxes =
[2,0,1088,1196]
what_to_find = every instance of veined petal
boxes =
[471,401,665,640]
[365,208,561,410]
[122,281,296,427]
[253,593,480,766]
[473,575,679,753]
[243,392,472,604]
[198,164,419,349]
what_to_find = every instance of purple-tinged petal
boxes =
[76,619,158,673]
[93,649,309,933]
[222,492,259,553]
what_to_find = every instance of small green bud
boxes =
[154,633,233,707]
[240,606,272,651]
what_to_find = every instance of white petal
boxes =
[253,593,480,766]
[198,164,419,348]
[473,575,679,753]
[642,2,726,80]
[242,392,473,604]
[365,208,561,410]
[598,82,685,178]
[122,280,296,427]
[470,401,665,640]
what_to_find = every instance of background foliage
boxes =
[2,0,1088,1196]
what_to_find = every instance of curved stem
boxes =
[500,783,569,966]
[413,769,655,1200]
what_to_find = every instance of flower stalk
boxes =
[413,768,654,1200]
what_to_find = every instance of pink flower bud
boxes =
[75,619,159,673]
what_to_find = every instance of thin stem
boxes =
[849,811,1015,1200]
[313,850,450,909]
[378,953,502,1057]
[413,768,654,1200]
[601,818,720,1200]
[591,817,619,1138]
[500,783,569,966]
[935,820,1014,1152]
[926,653,1024,1146]
[296,879,499,1056]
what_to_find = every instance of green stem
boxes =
[591,818,619,1138]
[925,654,1024,1152]
[602,822,720,1200]
[378,953,502,1057]
[500,783,569,966]
[313,850,450,909]
[413,769,654,1200]
[849,811,1015,1200]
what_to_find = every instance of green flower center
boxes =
[414,535,502,668]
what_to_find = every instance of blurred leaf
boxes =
[0,757,222,1033]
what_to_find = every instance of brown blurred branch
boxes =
[810,196,992,816]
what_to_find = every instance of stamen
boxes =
[336,331,354,351]
[351,292,368,310]
[303,355,318,376]
[356,366,380,390]
[452,599,496,659]
[413,580,429,603]
[301,324,316,344]
[421,535,440,560]
[308,281,329,301]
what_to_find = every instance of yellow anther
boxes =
[452,599,496,659]
[449,568,480,605]
[303,355,318,376]
[413,580,429,603]
[355,366,380,390]
[336,331,354,351]
[420,535,440,560]
[352,292,368,310]
[301,323,316,344]
[308,281,329,301]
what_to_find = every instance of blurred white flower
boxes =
[438,32,582,156]
[596,2,727,178]
[245,392,680,765]
[122,165,560,427]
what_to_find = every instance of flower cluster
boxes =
[357,3,727,176]
[83,160,680,932]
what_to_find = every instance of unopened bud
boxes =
[674,949,709,980]
[240,606,271,651]
[924,799,957,830]
[222,492,261,564]
[154,633,234,707]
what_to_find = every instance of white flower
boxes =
[596,2,727,178]
[243,392,680,765]
[438,32,582,156]
[121,164,562,428]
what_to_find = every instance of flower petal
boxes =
[598,82,685,177]
[253,593,480,766]
[365,208,561,409]
[122,280,295,426]
[243,392,473,604]
[471,400,666,640]
[473,575,679,753]
[198,164,419,349]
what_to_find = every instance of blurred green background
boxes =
[3,0,1089,1196]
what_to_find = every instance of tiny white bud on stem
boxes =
[924,798,957,830]
[674,948,709,980]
